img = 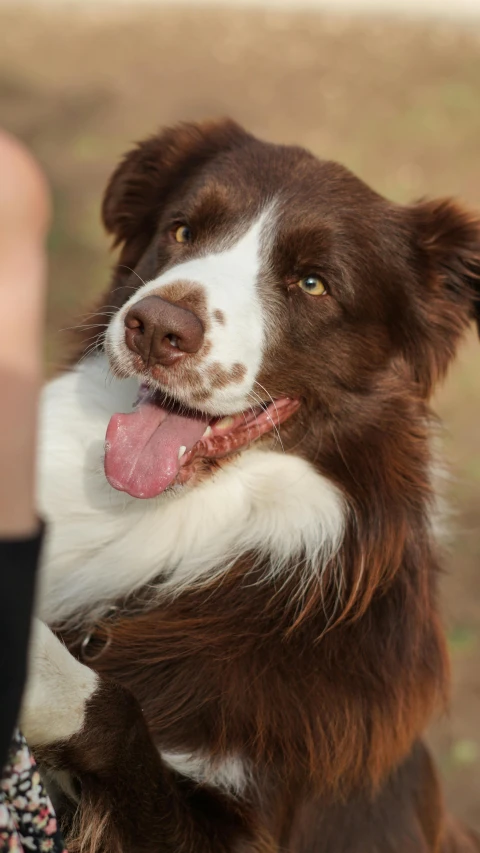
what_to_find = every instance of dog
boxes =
[21,119,480,852]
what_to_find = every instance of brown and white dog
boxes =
[21,120,480,852]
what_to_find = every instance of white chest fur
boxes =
[36,355,346,627]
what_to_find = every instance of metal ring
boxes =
[80,626,112,663]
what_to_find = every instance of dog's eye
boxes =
[297,275,327,296]
[174,225,192,244]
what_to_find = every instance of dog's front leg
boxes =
[21,620,271,853]
[21,619,99,748]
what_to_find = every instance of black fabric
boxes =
[0,525,44,771]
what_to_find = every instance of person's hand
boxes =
[0,131,50,537]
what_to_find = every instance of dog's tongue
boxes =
[104,399,207,499]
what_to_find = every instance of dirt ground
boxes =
[1,2,479,830]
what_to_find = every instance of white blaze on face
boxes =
[106,209,274,414]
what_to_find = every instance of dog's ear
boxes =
[102,118,249,274]
[406,198,480,394]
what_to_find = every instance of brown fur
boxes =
[45,120,480,852]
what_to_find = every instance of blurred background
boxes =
[1,0,479,829]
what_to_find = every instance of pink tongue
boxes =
[104,400,207,499]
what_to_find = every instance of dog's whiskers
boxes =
[117,265,148,288]
[59,322,114,333]
[249,385,285,453]
[253,380,286,453]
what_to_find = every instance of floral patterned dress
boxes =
[0,730,66,853]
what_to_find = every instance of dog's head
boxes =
[98,119,480,499]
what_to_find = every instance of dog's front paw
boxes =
[20,619,98,747]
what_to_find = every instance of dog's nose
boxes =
[124,295,204,366]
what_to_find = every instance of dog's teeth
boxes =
[178,445,187,460]
[203,426,213,438]
[216,417,235,430]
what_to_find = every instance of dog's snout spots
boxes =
[230,363,247,383]
[214,310,226,326]
[209,362,247,389]
[189,363,248,405]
